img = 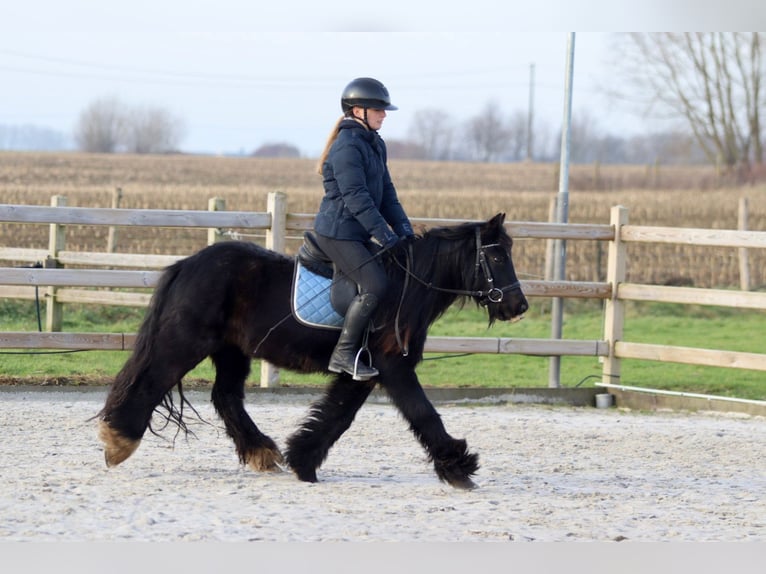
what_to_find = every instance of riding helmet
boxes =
[340,77,398,112]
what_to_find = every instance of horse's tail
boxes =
[97,259,207,466]
[98,260,186,420]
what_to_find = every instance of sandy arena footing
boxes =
[0,388,763,542]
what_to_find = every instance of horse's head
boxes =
[387,213,528,333]
[475,213,529,324]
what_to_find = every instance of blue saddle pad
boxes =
[292,261,344,330]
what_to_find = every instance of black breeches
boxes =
[313,235,389,301]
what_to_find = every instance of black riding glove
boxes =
[382,234,400,250]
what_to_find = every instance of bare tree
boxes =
[74,96,126,153]
[616,33,764,170]
[530,118,557,162]
[567,110,608,163]
[505,110,529,161]
[74,97,185,154]
[125,105,185,154]
[463,100,513,162]
[407,108,456,160]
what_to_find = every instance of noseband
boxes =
[472,227,521,305]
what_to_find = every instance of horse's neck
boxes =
[411,241,464,321]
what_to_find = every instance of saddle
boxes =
[291,231,359,329]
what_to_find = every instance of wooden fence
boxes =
[2,193,766,388]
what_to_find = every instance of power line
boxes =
[0,48,570,93]
[0,49,335,88]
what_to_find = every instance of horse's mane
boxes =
[378,217,510,357]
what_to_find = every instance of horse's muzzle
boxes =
[489,284,528,322]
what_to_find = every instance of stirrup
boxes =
[351,347,378,381]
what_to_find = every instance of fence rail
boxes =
[2,194,766,388]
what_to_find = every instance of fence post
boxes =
[602,205,628,385]
[260,191,288,388]
[739,197,750,291]
[45,195,67,332]
[266,190,287,254]
[207,197,226,245]
[107,187,122,253]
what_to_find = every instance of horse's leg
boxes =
[210,346,283,472]
[99,342,208,467]
[284,375,374,483]
[378,361,479,489]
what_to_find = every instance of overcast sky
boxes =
[1,1,760,156]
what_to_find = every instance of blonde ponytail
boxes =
[316,115,346,176]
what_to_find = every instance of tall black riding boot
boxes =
[328,293,379,381]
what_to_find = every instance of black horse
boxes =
[98,213,528,489]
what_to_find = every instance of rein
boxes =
[391,227,522,356]
[393,227,521,305]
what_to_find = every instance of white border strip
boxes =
[596,382,766,408]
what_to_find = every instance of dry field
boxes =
[1,151,765,288]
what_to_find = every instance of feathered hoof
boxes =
[99,420,140,467]
[291,465,318,483]
[449,477,478,490]
[246,447,285,472]
[433,438,480,490]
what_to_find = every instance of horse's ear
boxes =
[488,213,506,228]
[482,213,507,241]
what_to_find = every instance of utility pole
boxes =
[548,33,576,388]
[526,62,535,161]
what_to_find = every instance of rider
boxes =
[313,77,415,381]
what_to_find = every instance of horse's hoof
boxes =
[451,477,478,490]
[292,467,318,483]
[246,448,285,473]
[99,420,140,467]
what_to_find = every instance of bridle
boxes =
[394,227,522,306]
[391,227,522,356]
[471,228,523,305]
